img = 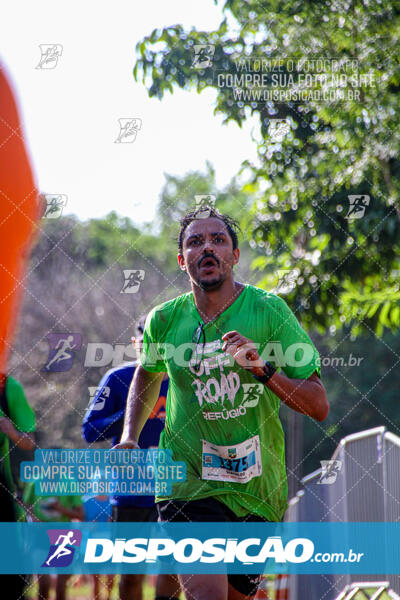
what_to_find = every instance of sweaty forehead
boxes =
[184,217,229,240]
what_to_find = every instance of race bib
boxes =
[201,435,262,483]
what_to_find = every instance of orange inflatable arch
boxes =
[0,62,40,372]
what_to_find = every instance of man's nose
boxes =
[202,238,215,253]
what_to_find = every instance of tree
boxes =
[133,0,400,337]
[155,161,259,273]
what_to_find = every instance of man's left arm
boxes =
[259,296,328,421]
[222,329,329,422]
[257,370,328,421]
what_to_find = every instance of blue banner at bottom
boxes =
[1,522,398,575]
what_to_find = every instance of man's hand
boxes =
[0,416,17,437]
[221,330,264,371]
[50,500,84,521]
[112,439,140,450]
[0,417,35,450]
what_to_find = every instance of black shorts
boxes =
[111,504,158,523]
[157,496,265,597]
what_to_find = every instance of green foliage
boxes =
[154,161,259,271]
[157,161,217,251]
[133,0,400,336]
[37,211,169,273]
[298,329,400,475]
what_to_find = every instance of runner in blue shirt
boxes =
[82,363,167,512]
[82,317,180,600]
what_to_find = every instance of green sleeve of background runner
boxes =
[6,377,36,432]
[269,296,321,379]
[22,482,43,521]
[139,307,167,372]
[22,481,34,506]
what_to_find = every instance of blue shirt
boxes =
[82,363,168,507]
[83,496,112,522]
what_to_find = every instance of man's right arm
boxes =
[114,365,165,449]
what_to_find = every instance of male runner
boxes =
[115,208,329,600]
[83,319,180,600]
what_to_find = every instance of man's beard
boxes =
[197,274,224,291]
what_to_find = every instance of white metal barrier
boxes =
[334,582,400,600]
[283,427,400,600]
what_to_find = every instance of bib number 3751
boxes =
[201,435,262,484]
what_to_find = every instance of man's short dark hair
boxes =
[178,207,241,253]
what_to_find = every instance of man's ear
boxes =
[177,253,186,271]
[233,247,240,265]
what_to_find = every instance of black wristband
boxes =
[251,361,276,384]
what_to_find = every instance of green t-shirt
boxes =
[23,481,83,522]
[140,284,321,522]
[0,376,36,493]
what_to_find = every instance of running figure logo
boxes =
[115,118,142,143]
[345,195,370,220]
[195,195,216,219]
[42,529,82,567]
[192,45,215,69]
[268,119,290,142]
[242,383,264,408]
[87,386,111,411]
[36,45,63,69]
[317,460,342,485]
[275,269,298,294]
[121,269,145,293]
[42,334,82,372]
[42,194,67,219]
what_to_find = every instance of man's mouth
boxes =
[199,256,219,270]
